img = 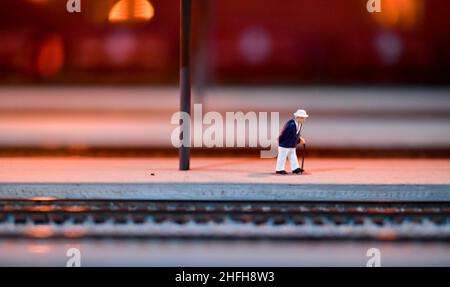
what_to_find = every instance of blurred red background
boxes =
[0,0,449,85]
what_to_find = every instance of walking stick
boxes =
[298,123,306,174]
[300,143,306,174]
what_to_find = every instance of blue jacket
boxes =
[278,119,301,148]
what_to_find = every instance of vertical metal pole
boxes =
[179,0,191,170]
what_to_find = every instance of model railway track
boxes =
[0,200,449,240]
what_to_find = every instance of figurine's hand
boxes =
[300,137,306,145]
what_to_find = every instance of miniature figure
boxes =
[276,109,308,175]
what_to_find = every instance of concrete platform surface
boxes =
[1,157,449,201]
[2,157,450,184]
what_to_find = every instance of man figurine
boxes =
[276,109,308,175]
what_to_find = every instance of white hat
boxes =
[293,109,309,118]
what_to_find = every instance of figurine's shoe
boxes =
[276,170,288,175]
[292,168,304,174]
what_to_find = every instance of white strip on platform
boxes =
[0,183,449,202]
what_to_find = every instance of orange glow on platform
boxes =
[27,245,52,254]
[371,0,424,29]
[24,205,57,212]
[24,226,55,239]
[64,206,88,212]
[28,197,58,201]
[64,228,88,238]
[108,0,155,23]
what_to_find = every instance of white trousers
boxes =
[276,147,299,172]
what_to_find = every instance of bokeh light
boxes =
[371,0,424,29]
[108,0,155,23]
